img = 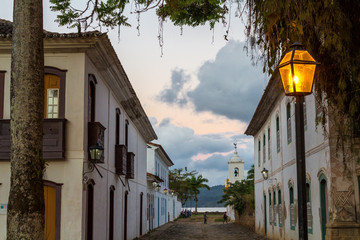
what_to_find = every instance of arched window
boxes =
[86,180,95,240]
[306,181,313,234]
[263,134,266,162]
[258,139,261,167]
[273,190,276,226]
[267,127,271,160]
[276,115,280,153]
[287,102,292,144]
[303,101,307,131]
[125,120,129,147]
[269,191,272,225]
[115,108,121,145]
[109,186,115,240]
[319,175,328,240]
[88,74,97,122]
[289,185,295,230]
[234,167,239,177]
[278,188,282,227]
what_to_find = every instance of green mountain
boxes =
[184,185,225,207]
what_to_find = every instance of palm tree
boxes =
[189,175,210,213]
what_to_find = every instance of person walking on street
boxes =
[204,212,207,224]
[223,212,228,224]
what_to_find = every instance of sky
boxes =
[0,1,269,186]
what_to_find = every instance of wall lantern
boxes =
[155,184,161,192]
[261,168,269,180]
[89,143,104,162]
[163,188,168,195]
[152,181,158,188]
[278,42,319,96]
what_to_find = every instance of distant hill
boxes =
[184,185,225,207]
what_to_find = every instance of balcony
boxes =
[115,144,127,175]
[88,122,106,163]
[0,118,66,160]
[126,152,135,179]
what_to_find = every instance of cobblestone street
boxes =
[140,214,268,240]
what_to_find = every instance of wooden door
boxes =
[44,185,56,240]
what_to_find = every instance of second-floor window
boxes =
[258,139,261,167]
[115,108,121,145]
[125,120,129,147]
[287,102,292,144]
[263,134,266,162]
[267,127,271,160]
[276,116,280,153]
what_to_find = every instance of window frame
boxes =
[45,67,67,119]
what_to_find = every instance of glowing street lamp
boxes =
[278,42,318,96]
[278,42,318,240]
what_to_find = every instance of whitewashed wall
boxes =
[253,92,329,240]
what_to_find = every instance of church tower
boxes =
[226,143,245,221]
[228,143,244,184]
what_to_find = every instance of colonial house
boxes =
[146,142,181,232]
[0,19,157,240]
[245,72,360,239]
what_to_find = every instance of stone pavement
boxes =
[140,214,268,240]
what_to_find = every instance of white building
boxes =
[225,143,245,220]
[0,19,157,240]
[146,142,181,232]
[245,73,360,239]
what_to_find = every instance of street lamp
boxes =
[278,42,318,240]
[261,168,269,180]
[155,183,161,192]
[89,143,104,163]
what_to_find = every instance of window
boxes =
[86,180,95,240]
[258,139,261,167]
[44,67,66,119]
[304,101,307,131]
[278,188,282,227]
[140,192,143,236]
[276,116,280,153]
[0,71,5,119]
[273,190,276,226]
[125,120,129,147]
[124,191,128,240]
[289,185,295,230]
[115,108,121,145]
[263,134,266,162]
[269,192,272,225]
[234,167,239,177]
[287,102,292,144]
[306,182,313,233]
[88,74,97,122]
[109,186,115,240]
[267,127,271,160]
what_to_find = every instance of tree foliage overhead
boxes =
[50,0,228,29]
[51,0,360,139]
[244,0,360,137]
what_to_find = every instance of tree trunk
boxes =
[194,194,197,213]
[7,0,45,239]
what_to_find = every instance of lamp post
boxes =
[278,42,318,240]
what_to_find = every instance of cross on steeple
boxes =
[233,142,237,151]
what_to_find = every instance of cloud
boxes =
[187,40,266,123]
[158,69,189,106]
[151,117,254,186]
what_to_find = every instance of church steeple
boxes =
[228,142,244,183]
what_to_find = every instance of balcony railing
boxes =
[0,118,66,160]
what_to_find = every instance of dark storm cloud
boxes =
[158,69,189,106]
[187,41,266,123]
